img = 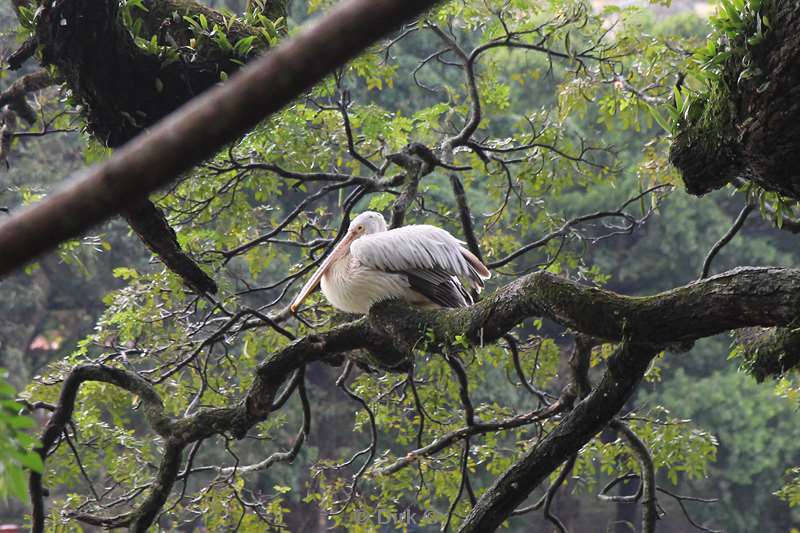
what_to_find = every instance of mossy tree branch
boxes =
[737,326,800,382]
[31,266,800,530]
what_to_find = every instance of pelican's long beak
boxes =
[290,230,357,314]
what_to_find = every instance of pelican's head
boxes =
[348,211,387,236]
[290,211,387,314]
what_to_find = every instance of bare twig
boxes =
[656,487,721,533]
[699,203,753,280]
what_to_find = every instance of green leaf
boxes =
[645,103,672,134]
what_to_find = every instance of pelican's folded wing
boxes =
[350,225,491,291]
[405,268,473,308]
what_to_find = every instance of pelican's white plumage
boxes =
[290,211,491,315]
[352,224,486,289]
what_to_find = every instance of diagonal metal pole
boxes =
[0,0,439,277]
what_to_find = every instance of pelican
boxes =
[290,211,491,314]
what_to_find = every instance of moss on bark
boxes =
[738,326,800,381]
[670,0,800,199]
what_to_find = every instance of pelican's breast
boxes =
[320,253,414,314]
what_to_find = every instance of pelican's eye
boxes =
[357,224,365,232]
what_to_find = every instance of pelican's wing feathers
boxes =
[405,268,473,308]
[350,225,491,291]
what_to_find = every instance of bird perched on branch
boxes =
[290,211,491,314]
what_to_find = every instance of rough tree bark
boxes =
[34,0,273,146]
[670,0,800,199]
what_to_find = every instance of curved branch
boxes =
[129,440,184,532]
[656,487,722,533]
[427,24,480,151]
[458,342,659,532]
[610,420,657,533]
[383,267,800,353]
[29,365,170,532]
[542,454,576,533]
[506,334,550,404]
[699,203,753,280]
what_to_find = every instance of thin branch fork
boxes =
[609,419,658,533]
[370,399,566,477]
[488,184,670,269]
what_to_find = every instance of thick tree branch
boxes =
[123,200,218,294]
[30,266,800,530]
[458,341,659,532]
[416,266,800,347]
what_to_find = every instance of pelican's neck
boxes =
[322,247,352,280]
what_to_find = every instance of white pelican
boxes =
[290,211,491,314]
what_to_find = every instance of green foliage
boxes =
[776,467,800,508]
[670,0,772,119]
[576,406,716,489]
[0,370,42,502]
[641,368,800,531]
